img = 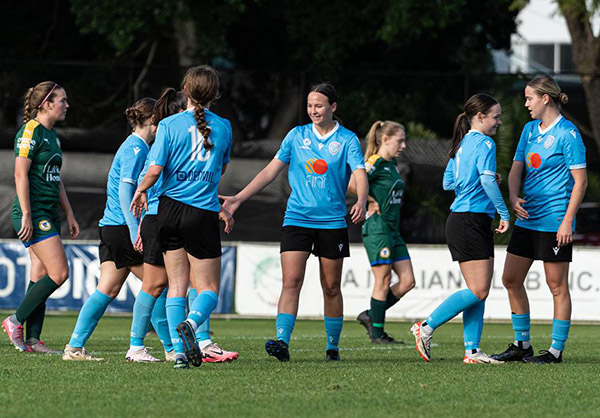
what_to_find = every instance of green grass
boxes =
[1,315,599,417]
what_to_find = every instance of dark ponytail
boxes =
[449,93,498,158]
[153,88,187,125]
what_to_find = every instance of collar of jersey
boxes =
[537,114,563,135]
[467,129,485,136]
[131,132,150,149]
[311,121,339,141]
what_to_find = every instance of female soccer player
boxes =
[491,75,587,364]
[63,98,157,361]
[354,121,415,344]
[127,88,238,363]
[131,65,234,369]
[221,82,368,362]
[3,81,79,354]
[411,93,510,364]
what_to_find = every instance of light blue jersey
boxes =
[514,115,586,232]
[443,130,507,219]
[275,122,365,229]
[99,133,149,226]
[138,157,162,216]
[148,109,232,212]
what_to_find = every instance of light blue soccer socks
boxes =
[151,289,172,352]
[463,299,485,351]
[187,290,218,332]
[166,297,187,355]
[324,316,343,351]
[69,290,113,348]
[512,312,531,349]
[550,318,571,354]
[275,313,296,346]
[426,289,481,330]
[130,290,156,348]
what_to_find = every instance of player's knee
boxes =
[322,284,341,299]
[502,274,522,290]
[282,277,303,292]
[51,269,69,285]
[546,281,568,298]
[472,288,489,300]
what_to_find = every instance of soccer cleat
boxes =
[2,316,28,352]
[523,350,562,364]
[490,343,534,362]
[125,347,162,363]
[372,332,405,345]
[265,339,290,362]
[463,350,504,364]
[411,321,432,362]
[326,349,340,362]
[26,339,62,354]
[62,344,104,361]
[356,310,374,340]
[164,350,177,362]
[201,342,239,363]
[176,321,202,367]
[173,355,190,370]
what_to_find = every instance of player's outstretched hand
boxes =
[134,221,143,253]
[350,201,366,224]
[67,215,80,239]
[556,220,573,247]
[219,207,234,233]
[130,190,148,218]
[495,219,510,234]
[511,197,528,220]
[219,195,241,216]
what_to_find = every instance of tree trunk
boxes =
[558,0,600,158]
[173,1,201,68]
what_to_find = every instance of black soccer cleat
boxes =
[265,339,290,362]
[356,310,375,340]
[176,320,202,367]
[371,332,405,345]
[523,350,562,364]
[490,343,534,362]
[326,349,340,362]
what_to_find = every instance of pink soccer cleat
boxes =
[3,316,28,352]
[201,342,239,363]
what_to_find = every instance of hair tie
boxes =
[37,84,58,109]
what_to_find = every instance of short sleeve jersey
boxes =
[362,154,404,234]
[99,133,149,226]
[445,131,498,217]
[147,109,232,212]
[12,120,62,217]
[138,156,162,216]
[274,122,365,229]
[513,116,586,232]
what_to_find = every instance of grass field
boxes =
[1,314,599,418]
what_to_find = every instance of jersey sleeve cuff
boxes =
[121,178,136,185]
[569,163,586,169]
[481,170,496,176]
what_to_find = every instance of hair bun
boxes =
[558,92,568,104]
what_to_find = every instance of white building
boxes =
[494,0,600,74]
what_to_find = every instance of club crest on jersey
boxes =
[526,152,542,169]
[544,135,555,149]
[379,247,390,258]
[300,138,311,149]
[329,141,341,155]
[39,220,52,231]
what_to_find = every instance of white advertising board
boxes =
[235,243,600,321]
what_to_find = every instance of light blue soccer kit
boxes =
[511,116,586,352]
[432,131,509,352]
[148,109,232,357]
[273,122,365,351]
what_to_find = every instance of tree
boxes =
[556,0,600,158]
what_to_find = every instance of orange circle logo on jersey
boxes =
[526,152,542,169]
[305,158,328,174]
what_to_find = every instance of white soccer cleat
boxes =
[201,342,239,363]
[125,347,162,363]
[411,321,432,362]
[62,344,104,361]
[164,349,177,362]
[463,350,504,364]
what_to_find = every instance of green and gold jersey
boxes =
[12,120,62,217]
[362,154,404,234]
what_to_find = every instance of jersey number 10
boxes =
[188,126,211,162]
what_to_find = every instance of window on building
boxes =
[560,44,576,72]
[528,44,554,71]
